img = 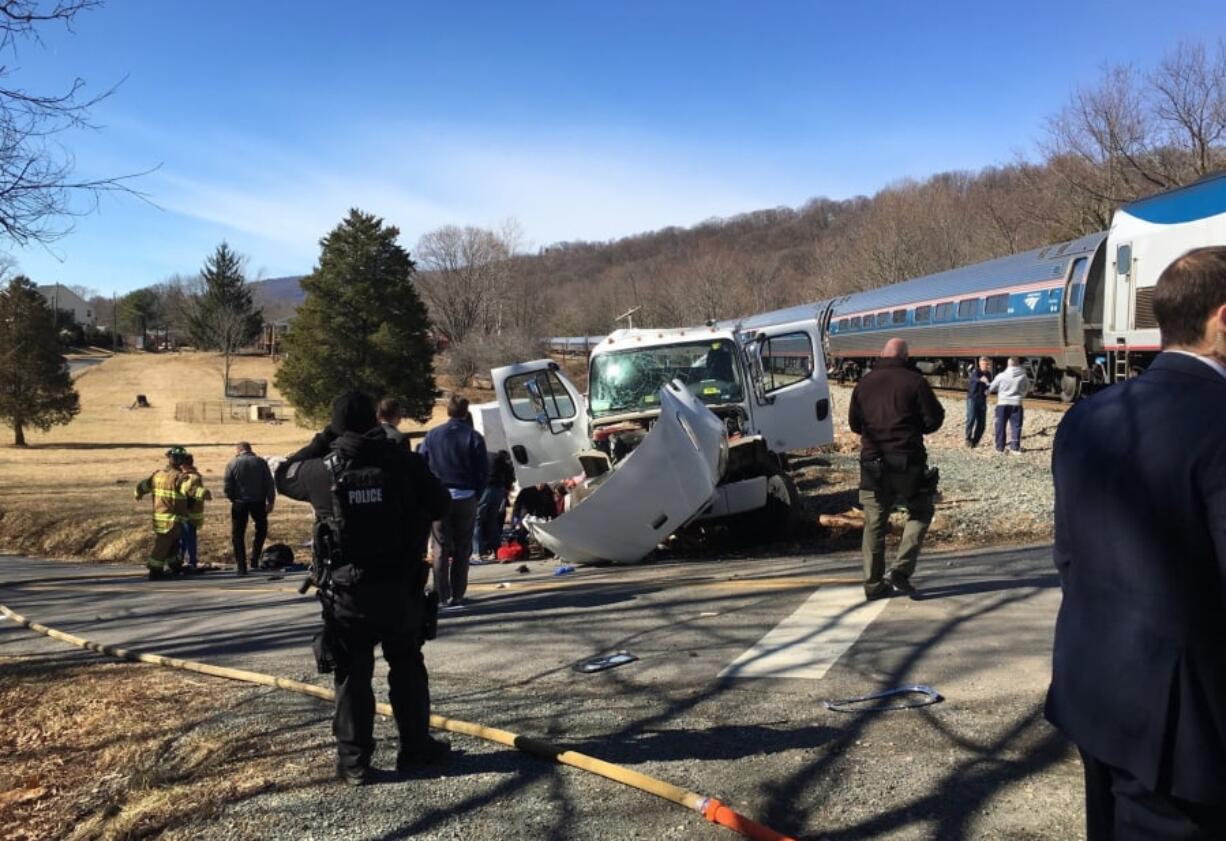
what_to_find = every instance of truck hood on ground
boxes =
[531,381,726,564]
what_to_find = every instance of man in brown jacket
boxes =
[849,339,945,600]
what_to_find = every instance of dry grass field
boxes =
[0,654,332,841]
[0,352,448,566]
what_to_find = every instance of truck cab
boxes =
[489,319,833,562]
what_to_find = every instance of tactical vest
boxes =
[318,452,404,574]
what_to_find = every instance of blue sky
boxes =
[7,0,1226,295]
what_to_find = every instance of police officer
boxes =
[276,391,451,785]
[849,338,945,600]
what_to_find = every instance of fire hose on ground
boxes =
[0,603,798,841]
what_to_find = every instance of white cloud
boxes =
[134,120,773,257]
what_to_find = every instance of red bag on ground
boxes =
[496,542,527,562]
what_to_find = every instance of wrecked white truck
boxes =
[485,321,834,563]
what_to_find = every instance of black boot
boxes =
[397,736,452,774]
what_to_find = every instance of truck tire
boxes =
[739,464,802,540]
[1060,373,1081,404]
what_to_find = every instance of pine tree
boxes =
[0,276,81,445]
[276,209,437,424]
[187,242,263,389]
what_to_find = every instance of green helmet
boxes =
[166,446,189,464]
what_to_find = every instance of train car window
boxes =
[877,312,889,326]
[984,294,1009,315]
[762,332,813,393]
[1068,257,1088,310]
[914,305,931,323]
[837,318,848,331]
[892,309,907,324]
[957,299,979,319]
[850,316,861,329]
[935,302,954,321]
[1116,244,1132,276]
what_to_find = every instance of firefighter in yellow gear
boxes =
[177,453,212,570]
[135,446,189,579]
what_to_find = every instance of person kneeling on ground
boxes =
[276,391,452,786]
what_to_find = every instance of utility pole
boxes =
[111,290,117,353]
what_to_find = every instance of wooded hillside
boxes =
[470,41,1226,339]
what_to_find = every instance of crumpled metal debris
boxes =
[823,684,943,713]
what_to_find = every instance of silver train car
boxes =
[730,172,1226,401]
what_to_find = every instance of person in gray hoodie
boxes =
[988,357,1030,453]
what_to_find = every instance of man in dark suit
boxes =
[1047,246,1226,839]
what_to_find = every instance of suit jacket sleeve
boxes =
[1204,439,1226,596]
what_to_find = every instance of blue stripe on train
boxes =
[831,287,1065,334]
[1123,173,1226,225]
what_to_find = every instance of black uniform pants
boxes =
[1081,749,1226,840]
[326,610,431,771]
[230,501,268,571]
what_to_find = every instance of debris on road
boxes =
[573,651,639,673]
[823,684,944,713]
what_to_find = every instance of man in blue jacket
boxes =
[1047,246,1226,839]
[418,395,487,609]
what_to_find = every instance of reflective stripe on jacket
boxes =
[178,469,209,526]
[135,468,187,533]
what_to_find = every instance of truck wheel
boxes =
[1060,373,1081,404]
[748,466,802,538]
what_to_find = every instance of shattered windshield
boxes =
[588,340,744,417]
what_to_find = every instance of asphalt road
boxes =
[0,546,1083,840]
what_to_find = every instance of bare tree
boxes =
[0,1,148,245]
[1041,41,1226,235]
[415,223,517,343]
[1150,40,1226,178]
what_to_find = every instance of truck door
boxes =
[492,360,589,486]
[744,319,834,453]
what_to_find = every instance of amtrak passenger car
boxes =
[733,171,1226,401]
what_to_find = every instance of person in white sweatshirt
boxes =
[988,357,1030,453]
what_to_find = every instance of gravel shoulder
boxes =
[793,385,1061,552]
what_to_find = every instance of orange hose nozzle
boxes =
[701,797,799,841]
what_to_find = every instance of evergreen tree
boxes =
[276,209,436,424]
[187,242,263,389]
[0,276,80,445]
[118,286,161,350]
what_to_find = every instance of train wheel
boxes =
[1060,373,1081,403]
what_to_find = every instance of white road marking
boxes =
[719,585,888,680]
